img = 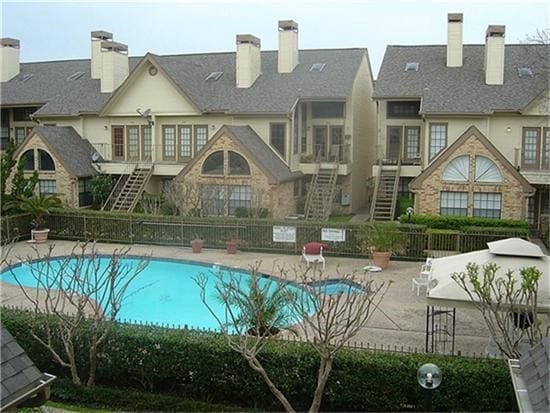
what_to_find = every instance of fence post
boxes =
[83,214,87,238]
[6,215,10,243]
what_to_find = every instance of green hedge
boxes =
[400,214,529,231]
[2,308,517,412]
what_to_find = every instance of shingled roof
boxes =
[518,337,549,413]
[1,48,367,116]
[373,44,548,114]
[1,325,56,410]
[16,126,101,177]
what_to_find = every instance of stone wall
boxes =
[174,133,296,219]
[413,133,530,220]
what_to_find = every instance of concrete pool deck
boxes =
[1,240,493,357]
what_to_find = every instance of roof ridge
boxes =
[386,43,547,48]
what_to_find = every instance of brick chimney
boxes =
[236,34,261,88]
[0,38,20,82]
[446,13,463,67]
[484,25,505,85]
[91,30,112,79]
[278,20,299,73]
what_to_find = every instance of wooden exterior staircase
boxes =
[103,166,153,213]
[304,148,340,221]
[369,162,401,221]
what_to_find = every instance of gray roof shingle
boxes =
[31,125,101,177]
[0,326,44,408]
[224,125,302,183]
[373,44,548,114]
[519,337,549,413]
[1,48,366,116]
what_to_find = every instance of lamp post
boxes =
[417,363,442,412]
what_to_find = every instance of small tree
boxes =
[90,173,114,208]
[452,262,548,358]
[196,263,388,412]
[1,145,39,212]
[13,193,62,230]
[3,242,150,388]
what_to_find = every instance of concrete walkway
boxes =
[348,208,371,223]
[1,240,492,357]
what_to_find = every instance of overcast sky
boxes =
[1,0,548,77]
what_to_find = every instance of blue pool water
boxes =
[310,279,367,295]
[1,257,309,331]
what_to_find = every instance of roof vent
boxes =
[518,67,533,78]
[18,73,33,82]
[206,71,224,81]
[67,71,85,81]
[309,63,326,72]
[405,62,419,72]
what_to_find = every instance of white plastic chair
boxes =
[301,246,326,270]
[412,257,432,296]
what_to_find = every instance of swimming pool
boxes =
[309,279,368,295]
[1,257,310,331]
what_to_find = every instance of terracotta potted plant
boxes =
[225,233,239,254]
[190,236,204,253]
[360,221,408,269]
[16,194,62,243]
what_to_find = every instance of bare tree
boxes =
[164,180,206,216]
[140,192,163,215]
[195,263,388,413]
[452,262,548,358]
[3,242,150,388]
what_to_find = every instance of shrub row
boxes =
[2,308,517,412]
[50,377,249,412]
[400,214,529,230]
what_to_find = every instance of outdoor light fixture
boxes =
[417,363,442,411]
[506,126,512,133]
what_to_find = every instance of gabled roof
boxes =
[373,44,549,114]
[1,325,55,410]
[15,126,101,178]
[517,337,549,413]
[1,48,367,116]
[409,125,534,193]
[177,125,302,184]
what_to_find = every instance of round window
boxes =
[148,66,158,76]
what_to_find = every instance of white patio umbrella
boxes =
[426,238,550,312]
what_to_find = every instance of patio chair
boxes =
[301,242,327,270]
[411,257,433,296]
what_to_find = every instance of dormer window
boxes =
[67,71,85,81]
[205,71,223,81]
[309,63,326,72]
[405,62,419,72]
[518,67,533,78]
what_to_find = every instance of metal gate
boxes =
[425,306,456,355]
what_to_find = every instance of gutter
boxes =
[1,372,56,410]
[507,359,532,413]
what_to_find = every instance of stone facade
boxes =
[174,133,296,219]
[10,134,78,207]
[412,132,533,220]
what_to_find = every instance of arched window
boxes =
[38,150,55,171]
[202,151,224,175]
[21,150,34,171]
[228,151,250,175]
[475,156,502,183]
[442,155,470,182]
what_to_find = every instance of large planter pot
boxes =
[31,228,50,243]
[191,239,204,253]
[372,251,392,269]
[226,240,238,255]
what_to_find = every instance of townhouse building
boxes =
[372,13,549,229]
[0,21,377,219]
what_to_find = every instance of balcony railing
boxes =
[92,143,198,164]
[300,144,350,164]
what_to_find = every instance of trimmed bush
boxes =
[400,214,529,231]
[2,308,517,412]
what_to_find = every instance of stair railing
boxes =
[102,164,135,211]
[369,157,383,220]
[389,136,404,220]
[321,145,340,220]
[304,148,323,220]
[128,166,154,213]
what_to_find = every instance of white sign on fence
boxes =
[273,226,297,243]
[321,228,346,242]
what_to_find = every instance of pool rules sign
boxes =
[321,228,346,242]
[273,226,296,243]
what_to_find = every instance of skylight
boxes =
[205,71,223,81]
[18,74,34,82]
[405,62,419,72]
[310,63,326,72]
[518,67,533,78]
[67,71,85,81]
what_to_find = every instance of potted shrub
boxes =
[16,194,62,243]
[225,238,238,254]
[360,221,408,269]
[190,236,204,253]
